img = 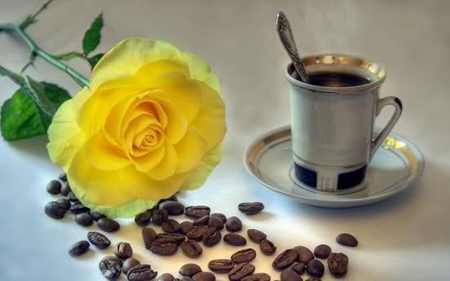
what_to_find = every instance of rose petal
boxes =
[173,127,207,173]
[85,131,131,170]
[182,52,220,92]
[145,140,178,180]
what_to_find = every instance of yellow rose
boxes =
[47,38,226,218]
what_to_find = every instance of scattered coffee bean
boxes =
[238,202,264,215]
[89,210,106,221]
[192,272,216,281]
[87,232,111,249]
[70,202,89,214]
[150,238,178,256]
[186,226,208,241]
[260,239,277,255]
[67,192,79,202]
[314,244,331,259]
[305,278,321,281]
[68,240,90,257]
[162,219,181,233]
[98,218,120,233]
[226,216,242,232]
[181,278,194,281]
[159,273,176,281]
[208,259,234,273]
[247,229,267,243]
[241,273,271,281]
[306,260,324,278]
[293,246,314,264]
[208,216,224,230]
[127,264,157,281]
[231,248,257,264]
[291,263,305,275]
[114,242,133,259]
[336,233,358,247]
[159,201,185,216]
[210,213,227,223]
[272,249,298,270]
[180,221,195,235]
[157,233,186,245]
[229,263,255,281]
[152,209,169,225]
[202,227,222,247]
[180,240,203,258]
[45,201,67,219]
[75,212,93,226]
[185,206,211,219]
[224,233,247,246]
[123,258,141,274]
[327,253,348,278]
[280,270,302,281]
[58,172,67,182]
[135,210,152,227]
[142,227,158,249]
[99,256,122,280]
[179,263,202,277]
[193,215,210,226]
[46,180,61,195]
[60,182,72,196]
[56,198,71,210]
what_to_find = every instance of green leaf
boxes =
[82,13,103,55]
[87,53,104,70]
[0,83,71,141]
[53,52,83,61]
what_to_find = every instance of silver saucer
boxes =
[244,126,425,208]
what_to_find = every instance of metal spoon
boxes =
[276,11,309,83]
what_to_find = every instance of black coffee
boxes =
[301,71,371,87]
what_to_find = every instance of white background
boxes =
[1,0,449,280]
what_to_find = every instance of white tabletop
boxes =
[1,1,449,280]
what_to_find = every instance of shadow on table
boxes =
[7,135,50,160]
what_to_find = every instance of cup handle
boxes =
[370,96,403,160]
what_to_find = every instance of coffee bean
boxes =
[208,216,224,230]
[45,201,67,219]
[89,210,106,221]
[60,182,72,196]
[75,212,93,226]
[58,172,67,182]
[180,240,203,258]
[280,270,302,281]
[185,206,210,219]
[327,253,348,278]
[336,233,358,247]
[208,259,234,273]
[67,192,79,202]
[159,201,185,216]
[229,263,255,281]
[193,215,210,226]
[202,227,222,247]
[180,221,195,235]
[123,258,141,274]
[179,263,202,277]
[186,226,208,241]
[56,198,71,210]
[98,218,120,233]
[231,248,257,264]
[224,233,247,246]
[247,229,267,243]
[313,245,331,259]
[293,246,314,264]
[306,260,324,278]
[162,219,181,233]
[304,278,321,281]
[210,213,227,223]
[135,210,152,227]
[152,209,169,225]
[226,216,242,232]
[157,233,186,245]
[114,242,133,259]
[238,202,264,215]
[142,227,158,249]
[99,256,122,280]
[46,180,61,195]
[150,238,178,256]
[260,239,277,255]
[272,249,298,270]
[241,273,271,281]
[88,232,111,249]
[127,264,158,281]
[159,194,178,205]
[70,202,89,214]
[181,278,194,281]
[68,240,90,257]
[159,273,176,281]
[192,272,216,281]
[291,263,305,275]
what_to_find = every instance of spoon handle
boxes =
[276,11,309,83]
